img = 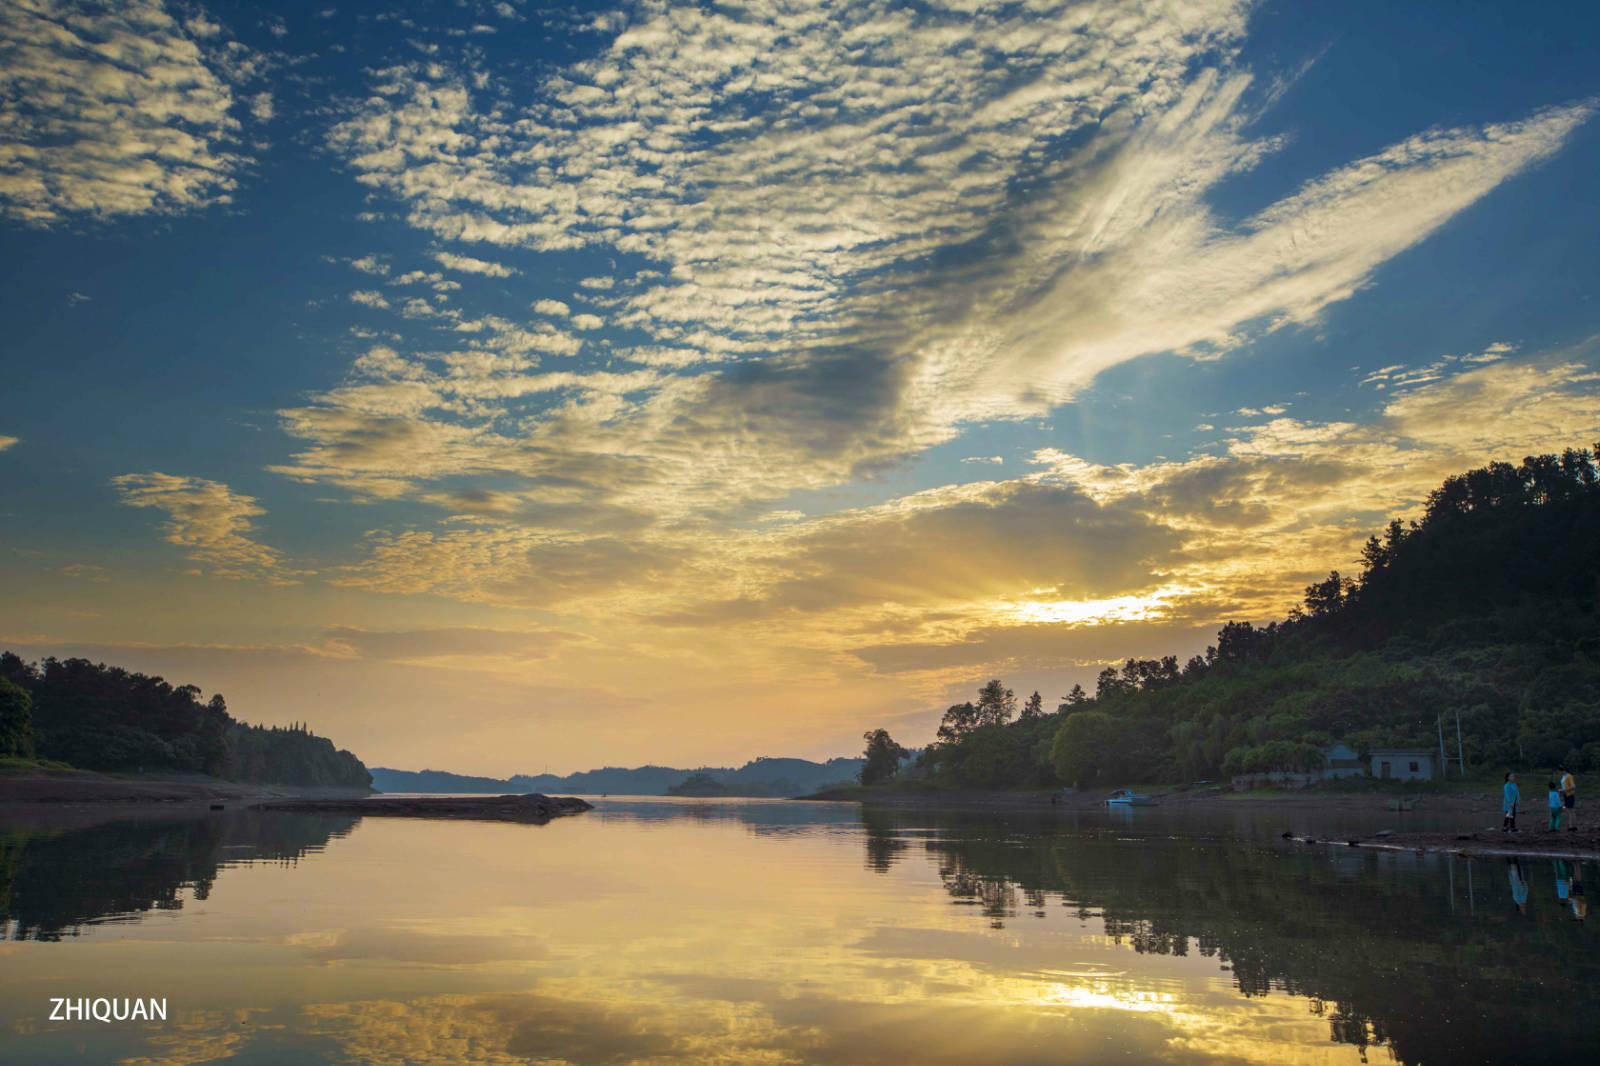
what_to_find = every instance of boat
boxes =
[1105,789,1157,807]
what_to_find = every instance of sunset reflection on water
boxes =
[4,799,1593,1064]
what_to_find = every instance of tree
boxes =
[1303,571,1355,617]
[1051,710,1117,788]
[1020,691,1044,720]
[975,679,1015,726]
[0,677,33,758]
[1095,666,1130,699]
[936,701,979,745]
[1063,684,1087,706]
[860,729,909,785]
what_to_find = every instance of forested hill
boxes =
[908,446,1600,790]
[0,654,371,789]
[372,756,865,796]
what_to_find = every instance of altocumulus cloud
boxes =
[112,472,295,582]
[286,0,1595,549]
[0,0,260,224]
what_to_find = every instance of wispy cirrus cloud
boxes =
[111,472,296,582]
[0,0,260,224]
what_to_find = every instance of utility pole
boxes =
[1454,708,1465,775]
[1437,714,1448,779]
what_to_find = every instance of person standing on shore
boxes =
[1548,780,1564,831]
[1503,772,1521,832]
[1559,765,1577,831]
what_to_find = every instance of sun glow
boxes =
[999,584,1196,626]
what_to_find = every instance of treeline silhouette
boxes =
[895,446,1600,789]
[0,654,371,789]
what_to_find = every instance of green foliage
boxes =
[1516,659,1600,768]
[225,719,371,788]
[859,729,909,785]
[1051,711,1115,787]
[0,652,370,788]
[0,677,33,758]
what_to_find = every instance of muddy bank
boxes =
[253,793,593,823]
[0,767,372,805]
[1285,823,1600,862]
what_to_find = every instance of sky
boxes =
[2,0,1598,776]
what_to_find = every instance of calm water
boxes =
[2,798,1595,1065]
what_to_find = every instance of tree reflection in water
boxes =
[0,811,356,940]
[861,807,1600,1065]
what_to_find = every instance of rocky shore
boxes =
[252,793,593,823]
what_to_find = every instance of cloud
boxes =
[533,298,570,316]
[0,0,254,224]
[111,472,294,581]
[657,351,1600,682]
[0,435,16,451]
[350,289,390,309]
[726,480,1182,617]
[333,529,694,610]
[298,2,1592,552]
[318,625,579,663]
[434,251,516,277]
[1032,351,1600,621]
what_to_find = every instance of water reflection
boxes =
[1,810,355,940]
[870,808,1600,1064]
[2,799,1597,1066]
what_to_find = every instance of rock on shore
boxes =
[251,793,593,823]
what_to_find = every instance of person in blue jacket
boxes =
[1503,772,1521,833]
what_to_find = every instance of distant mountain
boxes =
[368,768,517,794]
[372,755,865,796]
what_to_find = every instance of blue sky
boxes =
[2,0,1598,774]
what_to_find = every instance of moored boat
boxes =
[1105,789,1157,807]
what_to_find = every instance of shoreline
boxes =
[804,785,1600,859]
[800,784,1487,814]
[0,767,373,830]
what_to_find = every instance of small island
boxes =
[252,793,592,823]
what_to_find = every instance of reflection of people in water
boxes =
[1570,863,1587,922]
[1555,860,1571,906]
[1507,858,1529,914]
[1502,773,1521,833]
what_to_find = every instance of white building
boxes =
[1368,749,1436,781]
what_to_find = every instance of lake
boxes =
[2,797,1594,1064]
